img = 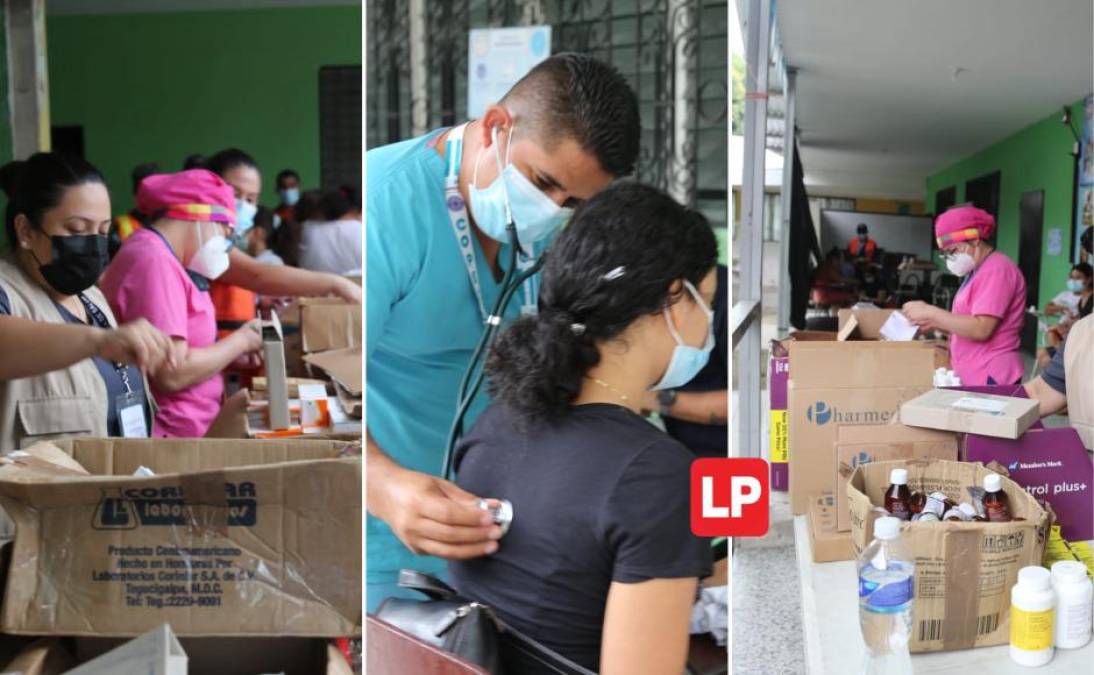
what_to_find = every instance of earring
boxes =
[20,240,29,249]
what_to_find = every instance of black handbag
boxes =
[374,569,597,675]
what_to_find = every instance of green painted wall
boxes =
[47,4,361,214]
[925,99,1085,312]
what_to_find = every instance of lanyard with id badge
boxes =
[78,294,149,438]
[440,123,550,479]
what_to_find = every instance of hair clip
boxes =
[602,266,626,281]
[570,323,586,336]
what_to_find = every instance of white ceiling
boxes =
[775,0,1093,201]
[47,0,357,15]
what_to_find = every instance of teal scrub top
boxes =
[366,129,543,584]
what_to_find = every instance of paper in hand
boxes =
[879,311,919,341]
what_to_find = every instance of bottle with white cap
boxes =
[1010,565,1055,667]
[858,516,915,675]
[983,472,1012,522]
[883,468,913,521]
[1051,560,1092,649]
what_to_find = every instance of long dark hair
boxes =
[0,153,106,246]
[486,182,717,422]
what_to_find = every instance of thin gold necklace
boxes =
[589,376,629,403]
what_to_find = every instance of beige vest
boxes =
[0,255,112,450]
[1065,315,1094,450]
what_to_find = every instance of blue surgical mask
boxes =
[651,280,715,391]
[234,198,258,247]
[1067,279,1084,293]
[467,123,572,246]
[280,188,300,206]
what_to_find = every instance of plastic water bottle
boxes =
[858,516,915,675]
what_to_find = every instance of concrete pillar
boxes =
[4,0,50,158]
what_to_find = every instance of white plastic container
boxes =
[1010,566,1056,667]
[1051,561,1093,649]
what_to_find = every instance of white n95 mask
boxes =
[187,222,231,280]
[946,253,976,277]
[651,280,715,391]
[467,123,572,246]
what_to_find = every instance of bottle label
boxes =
[859,565,914,613]
[1010,606,1054,651]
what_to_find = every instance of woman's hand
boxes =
[95,319,176,373]
[232,319,265,353]
[901,300,940,326]
[331,276,362,304]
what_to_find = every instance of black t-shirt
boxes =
[0,286,148,437]
[450,402,712,673]
[663,264,729,456]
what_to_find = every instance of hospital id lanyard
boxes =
[78,294,149,438]
[443,123,538,323]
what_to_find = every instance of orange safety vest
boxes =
[209,281,257,336]
[114,212,143,241]
[849,238,877,260]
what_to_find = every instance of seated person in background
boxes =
[248,207,284,266]
[1038,262,1092,368]
[273,169,301,230]
[451,184,714,675]
[811,247,858,306]
[1025,315,1093,449]
[643,264,728,458]
[848,223,877,262]
[272,189,323,268]
[298,187,363,276]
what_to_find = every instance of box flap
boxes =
[304,348,362,396]
[838,308,897,339]
[789,341,934,388]
[301,302,361,354]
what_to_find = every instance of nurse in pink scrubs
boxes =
[903,206,1026,385]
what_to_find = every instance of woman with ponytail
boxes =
[0,153,174,449]
[450,183,719,675]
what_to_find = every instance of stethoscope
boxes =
[441,186,548,481]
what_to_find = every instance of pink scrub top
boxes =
[100,227,223,437]
[949,251,1026,386]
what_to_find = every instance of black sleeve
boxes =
[598,439,712,583]
[1041,341,1067,396]
[0,286,10,316]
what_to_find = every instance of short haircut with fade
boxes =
[500,52,640,178]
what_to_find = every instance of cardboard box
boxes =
[963,427,1093,541]
[262,313,291,431]
[0,438,361,638]
[944,384,1044,431]
[769,332,836,492]
[73,638,352,675]
[299,299,361,355]
[788,340,934,514]
[835,424,958,531]
[900,389,1040,439]
[0,637,76,675]
[837,309,950,368]
[847,459,1051,653]
[806,493,854,562]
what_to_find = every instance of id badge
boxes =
[116,392,149,438]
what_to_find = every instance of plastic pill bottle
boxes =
[1051,560,1092,649]
[1010,566,1055,667]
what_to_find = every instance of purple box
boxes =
[964,427,1093,541]
[770,355,790,491]
[944,384,1044,430]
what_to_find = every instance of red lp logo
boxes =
[690,458,769,537]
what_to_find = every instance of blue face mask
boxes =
[280,187,300,206]
[1067,279,1084,293]
[467,123,572,246]
[651,280,715,391]
[234,198,258,245]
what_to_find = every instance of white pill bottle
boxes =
[1010,566,1055,667]
[1051,561,1092,649]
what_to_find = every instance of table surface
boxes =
[794,515,1093,674]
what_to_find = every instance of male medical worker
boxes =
[365,52,640,608]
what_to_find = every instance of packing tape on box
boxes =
[941,529,982,651]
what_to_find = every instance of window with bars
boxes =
[319,65,362,192]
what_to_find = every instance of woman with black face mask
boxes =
[0,153,175,449]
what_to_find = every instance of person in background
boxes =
[274,169,301,229]
[100,170,265,438]
[0,153,174,448]
[366,53,640,610]
[204,148,360,340]
[848,223,877,262]
[642,264,728,458]
[108,161,159,258]
[811,247,858,306]
[182,154,206,171]
[1039,262,1093,367]
[298,187,362,275]
[452,184,714,674]
[248,207,283,266]
[903,205,1025,385]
